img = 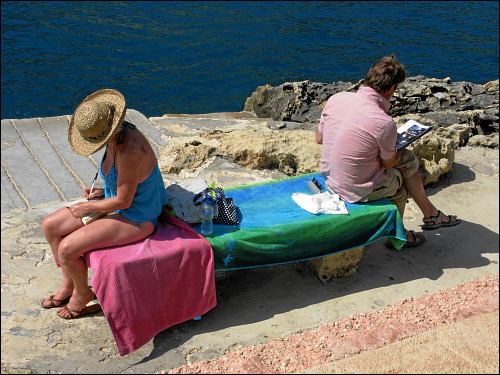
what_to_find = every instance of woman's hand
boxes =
[67,202,92,219]
[83,187,104,200]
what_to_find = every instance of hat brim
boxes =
[68,89,126,156]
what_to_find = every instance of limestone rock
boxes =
[156,77,497,188]
[158,129,321,178]
[467,134,499,148]
[410,134,455,185]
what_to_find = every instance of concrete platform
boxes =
[1,112,498,374]
[1,109,168,212]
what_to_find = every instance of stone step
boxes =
[1,109,291,214]
[1,110,162,212]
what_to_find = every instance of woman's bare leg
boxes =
[55,214,154,318]
[40,207,85,307]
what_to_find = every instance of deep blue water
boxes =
[1,1,498,120]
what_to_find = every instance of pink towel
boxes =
[84,213,217,356]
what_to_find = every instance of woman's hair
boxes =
[364,54,406,93]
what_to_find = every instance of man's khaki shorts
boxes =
[360,149,419,207]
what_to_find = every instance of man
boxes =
[316,55,461,248]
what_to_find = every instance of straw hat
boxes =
[68,89,126,155]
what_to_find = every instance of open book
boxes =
[69,198,108,225]
[81,211,108,225]
[396,120,433,149]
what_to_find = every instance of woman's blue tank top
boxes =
[98,125,168,225]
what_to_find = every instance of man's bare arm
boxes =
[316,130,323,144]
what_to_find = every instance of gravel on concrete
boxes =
[168,274,499,374]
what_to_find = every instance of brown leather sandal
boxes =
[422,210,461,230]
[386,230,425,249]
[58,303,101,320]
[41,295,71,309]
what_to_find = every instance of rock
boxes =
[434,124,472,148]
[409,134,455,185]
[483,79,499,92]
[468,134,499,148]
[243,80,356,124]
[157,128,321,178]
[155,119,454,187]
[240,76,498,185]
[244,77,499,126]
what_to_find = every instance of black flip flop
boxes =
[421,210,461,230]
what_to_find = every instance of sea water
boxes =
[1,1,498,120]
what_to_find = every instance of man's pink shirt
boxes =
[318,86,397,203]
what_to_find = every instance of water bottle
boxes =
[200,195,216,235]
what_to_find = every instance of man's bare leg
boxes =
[403,172,452,223]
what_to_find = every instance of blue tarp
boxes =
[193,172,407,270]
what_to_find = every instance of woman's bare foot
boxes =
[57,287,94,318]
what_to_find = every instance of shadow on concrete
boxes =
[424,162,477,197]
[136,216,498,365]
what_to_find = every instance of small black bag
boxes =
[213,187,240,226]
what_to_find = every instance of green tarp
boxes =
[193,173,407,270]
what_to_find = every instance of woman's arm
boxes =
[68,147,146,218]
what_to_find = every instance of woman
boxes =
[41,89,168,319]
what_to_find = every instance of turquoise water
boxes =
[1,1,498,120]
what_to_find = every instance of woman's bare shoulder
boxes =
[117,132,156,177]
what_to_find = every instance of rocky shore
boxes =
[156,76,498,187]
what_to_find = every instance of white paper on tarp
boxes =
[291,192,348,215]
